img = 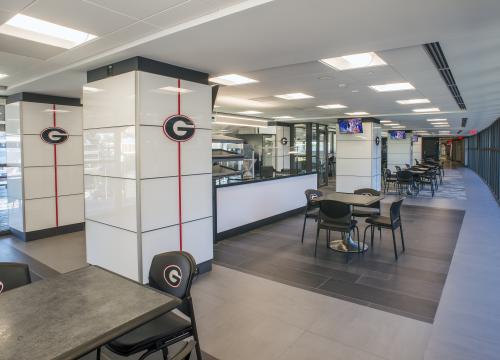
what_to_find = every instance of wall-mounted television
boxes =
[389,130,406,140]
[339,118,363,134]
[412,135,418,142]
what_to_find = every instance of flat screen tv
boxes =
[412,135,418,142]
[389,130,406,140]
[339,118,363,134]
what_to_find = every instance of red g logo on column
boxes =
[40,127,69,144]
[162,115,195,142]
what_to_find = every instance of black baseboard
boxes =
[215,207,305,241]
[10,223,85,241]
[197,259,212,274]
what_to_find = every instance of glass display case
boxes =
[212,134,254,184]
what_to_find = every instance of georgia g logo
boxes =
[163,265,182,288]
[0,280,4,294]
[162,115,195,142]
[40,127,69,145]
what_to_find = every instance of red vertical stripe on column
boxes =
[177,79,183,252]
[53,104,59,227]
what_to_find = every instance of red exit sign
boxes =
[469,129,478,135]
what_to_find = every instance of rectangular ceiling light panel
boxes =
[320,52,387,71]
[396,98,430,104]
[0,14,97,49]
[413,107,440,112]
[274,93,314,100]
[369,82,415,92]
[317,104,347,109]
[209,74,258,86]
[345,111,369,116]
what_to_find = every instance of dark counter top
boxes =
[214,171,317,188]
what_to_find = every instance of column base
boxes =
[10,222,85,242]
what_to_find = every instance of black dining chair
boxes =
[352,188,381,218]
[99,251,202,360]
[301,189,323,243]
[315,200,359,260]
[0,262,31,294]
[260,166,274,178]
[364,198,405,260]
[383,169,398,193]
[420,169,438,196]
[397,170,414,195]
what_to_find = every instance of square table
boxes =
[0,266,181,360]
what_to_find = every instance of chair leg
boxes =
[391,229,398,260]
[301,213,307,243]
[379,226,382,240]
[400,223,405,252]
[162,347,169,360]
[96,347,101,360]
[363,225,370,250]
[314,224,320,257]
[370,225,375,247]
[356,226,361,253]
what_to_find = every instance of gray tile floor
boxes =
[1,166,499,359]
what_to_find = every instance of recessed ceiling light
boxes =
[237,110,263,115]
[83,86,103,93]
[413,107,440,112]
[431,122,449,125]
[43,109,70,113]
[434,125,450,127]
[317,104,347,109]
[427,118,447,122]
[159,86,192,94]
[274,93,314,100]
[213,105,221,108]
[274,115,295,119]
[319,52,387,71]
[369,82,415,92]
[388,123,401,126]
[380,120,392,123]
[0,73,8,80]
[213,121,266,128]
[439,130,451,134]
[209,74,258,86]
[344,111,369,116]
[0,14,97,49]
[391,126,406,129]
[396,98,430,105]
[351,89,360,93]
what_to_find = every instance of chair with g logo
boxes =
[0,262,31,295]
[101,251,202,360]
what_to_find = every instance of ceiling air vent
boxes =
[461,117,467,127]
[424,42,467,111]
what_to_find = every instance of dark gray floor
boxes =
[214,203,464,323]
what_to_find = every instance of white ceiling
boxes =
[1,0,500,135]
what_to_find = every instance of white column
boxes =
[387,133,412,171]
[83,65,213,283]
[5,95,84,240]
[412,136,422,164]
[276,126,290,171]
[336,121,382,193]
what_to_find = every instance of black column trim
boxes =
[87,56,209,85]
[6,92,81,106]
[10,222,85,242]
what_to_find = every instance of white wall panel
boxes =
[23,167,55,199]
[83,72,136,129]
[57,165,84,195]
[86,220,139,281]
[182,173,212,222]
[57,136,84,165]
[58,194,85,226]
[21,102,53,134]
[22,135,54,167]
[183,217,213,265]
[83,126,136,178]
[336,175,374,194]
[85,175,137,231]
[25,198,56,231]
[140,177,178,231]
[217,174,316,233]
[137,71,177,126]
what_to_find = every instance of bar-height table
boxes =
[314,192,384,253]
[0,266,181,360]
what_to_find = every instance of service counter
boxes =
[213,172,317,240]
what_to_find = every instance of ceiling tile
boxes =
[83,0,187,20]
[22,0,137,36]
[144,0,246,29]
[0,0,34,12]
[0,33,65,60]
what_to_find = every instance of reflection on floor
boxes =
[214,204,464,323]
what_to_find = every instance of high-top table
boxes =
[0,266,181,360]
[314,192,384,254]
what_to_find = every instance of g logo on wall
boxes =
[162,115,195,142]
[375,136,380,146]
[0,280,4,294]
[40,127,69,145]
[280,137,288,145]
[163,265,182,288]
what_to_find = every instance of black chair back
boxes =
[261,166,274,178]
[305,189,323,208]
[390,199,404,227]
[319,200,352,227]
[0,262,31,294]
[354,188,381,210]
[149,251,197,301]
[395,166,402,172]
[398,170,413,182]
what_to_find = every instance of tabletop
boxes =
[319,192,384,206]
[409,169,426,175]
[0,266,181,360]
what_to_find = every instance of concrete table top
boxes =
[320,192,385,207]
[0,266,181,360]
